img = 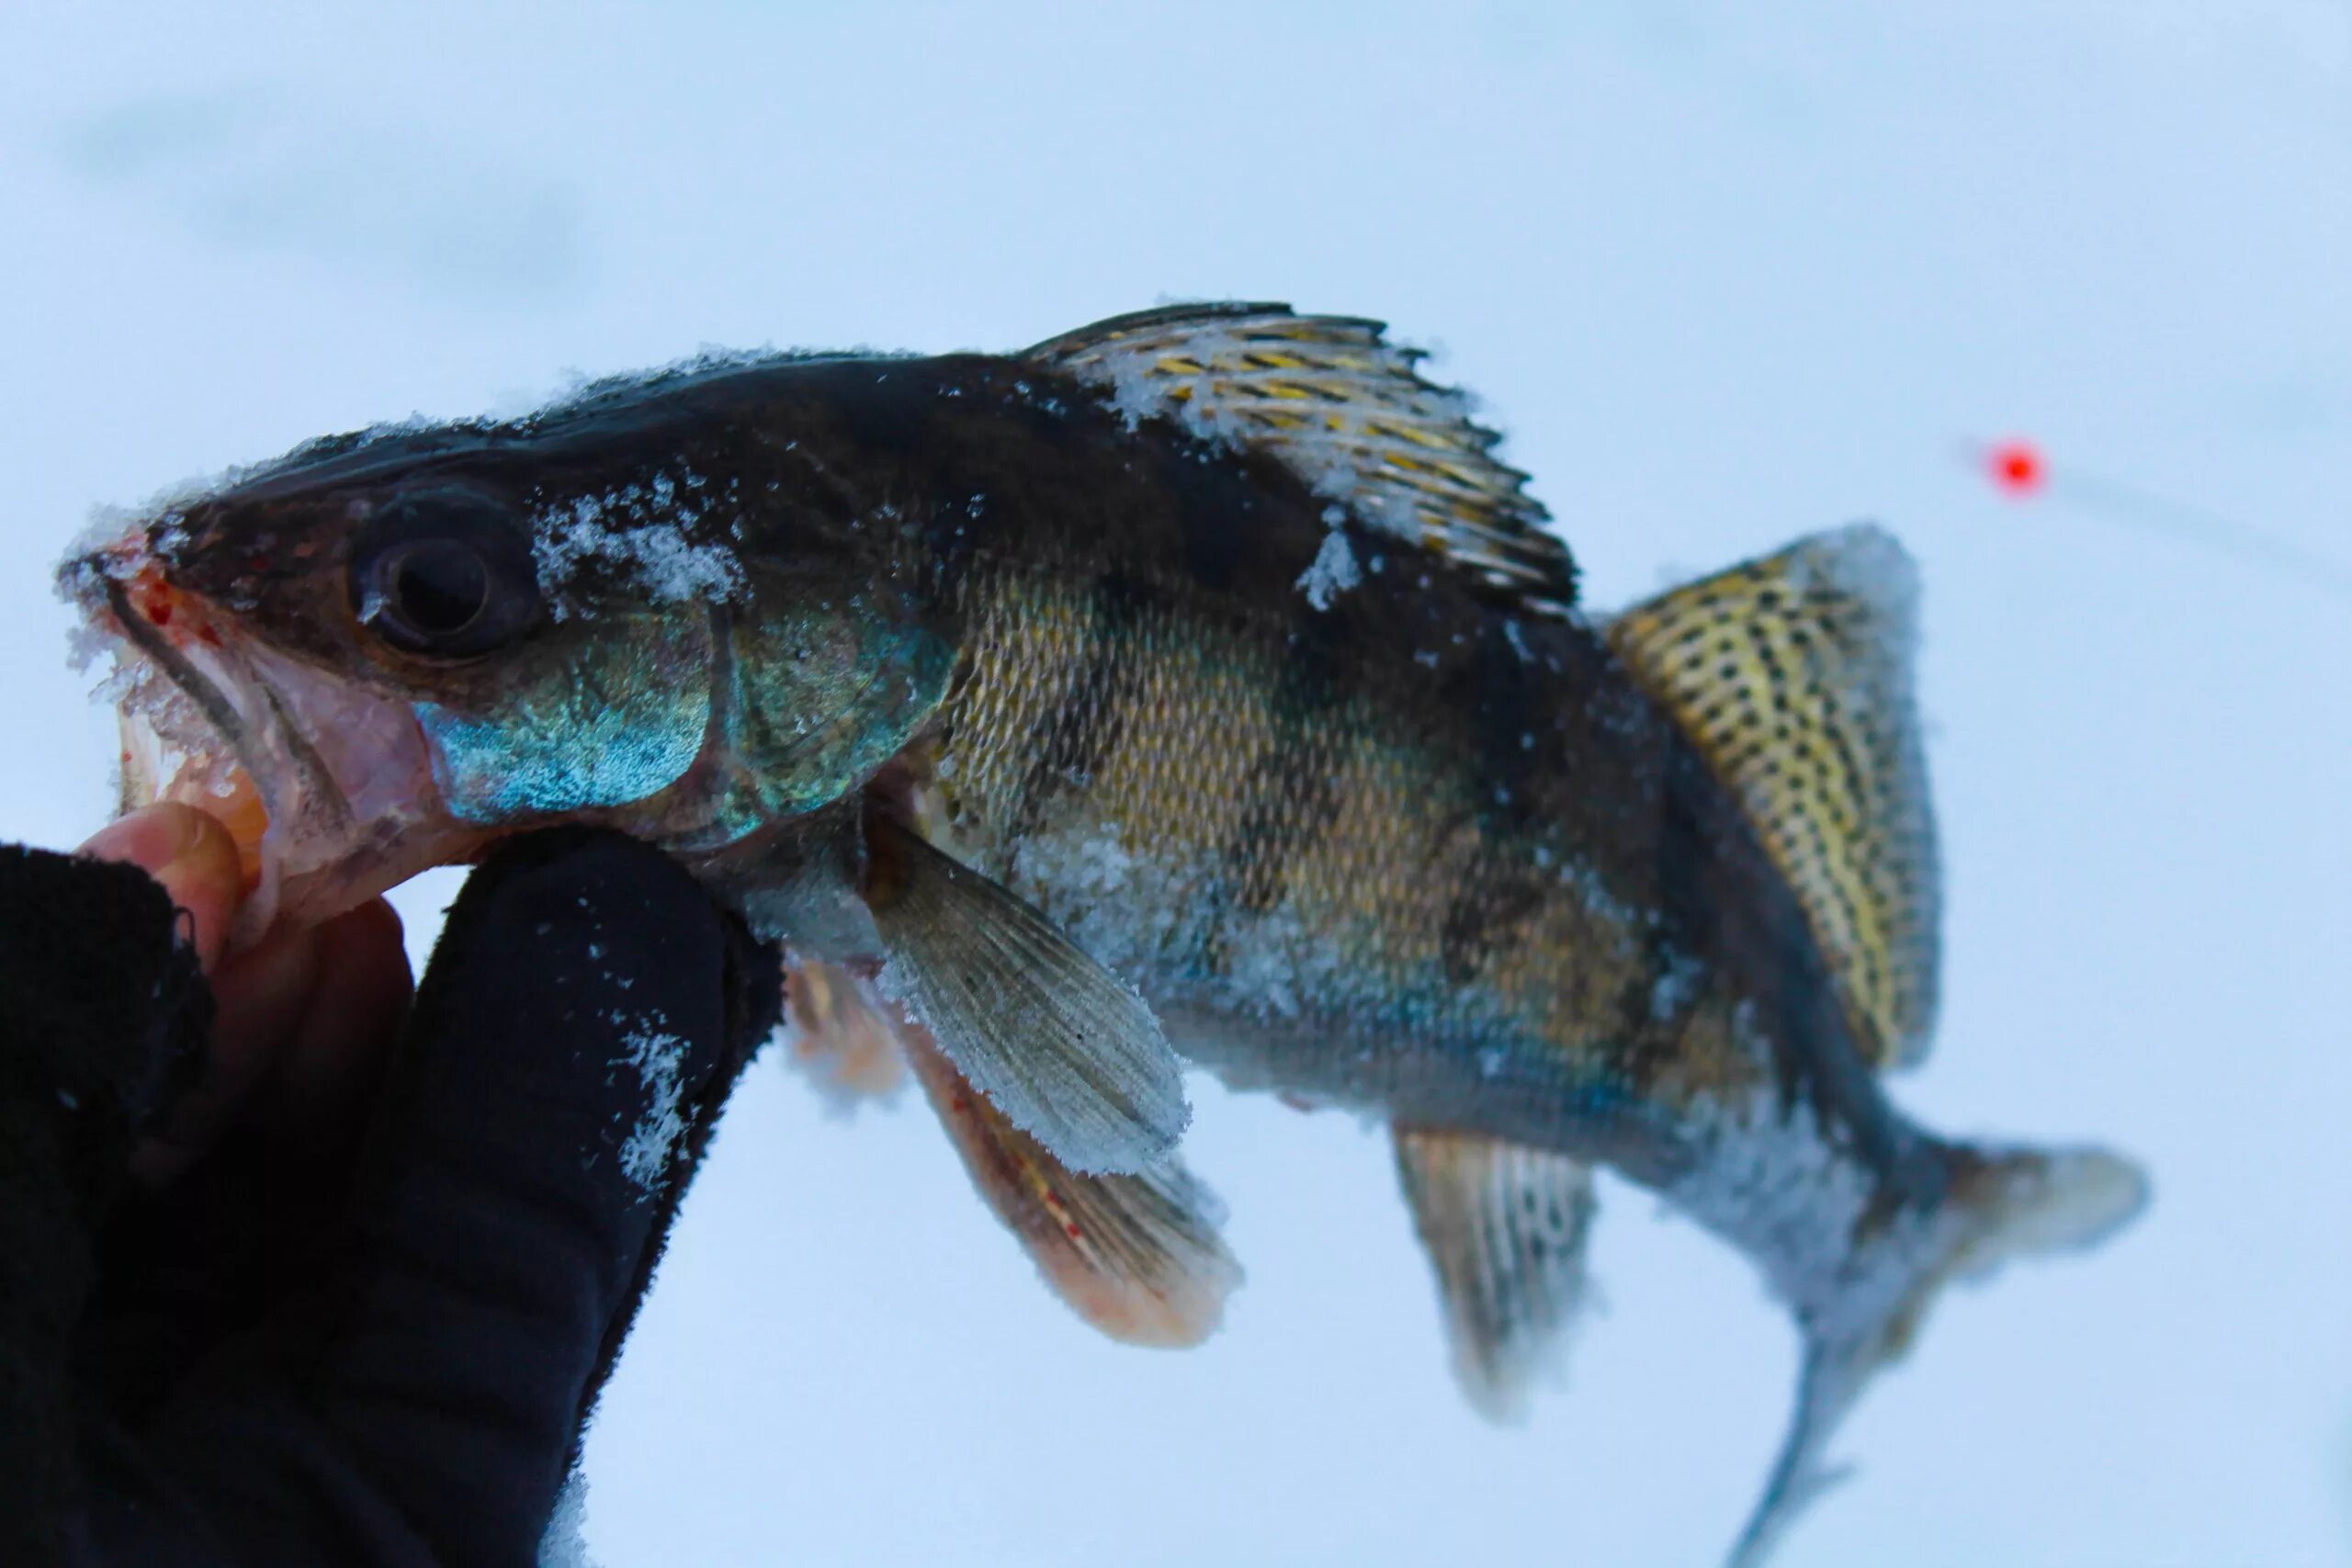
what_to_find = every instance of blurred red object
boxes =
[1987,440,2045,498]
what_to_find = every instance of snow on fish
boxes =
[59,302,2146,1563]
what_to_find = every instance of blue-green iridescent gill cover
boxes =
[420,609,717,822]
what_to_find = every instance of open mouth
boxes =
[89,560,481,948]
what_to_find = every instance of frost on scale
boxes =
[1668,1081,1921,1333]
[532,474,745,616]
[1295,525,1362,611]
[1002,806,1364,1041]
[1648,948,1704,1022]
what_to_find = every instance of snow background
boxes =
[3,3,2346,1562]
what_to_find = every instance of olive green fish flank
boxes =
[1003,573,1158,846]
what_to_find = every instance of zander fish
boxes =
[61,303,2147,1562]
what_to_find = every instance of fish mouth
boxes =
[87,558,483,947]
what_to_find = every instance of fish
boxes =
[60,302,2148,1562]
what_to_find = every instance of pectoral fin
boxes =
[779,958,907,1109]
[903,1021,1239,1348]
[864,817,1190,1175]
[1394,1125,1600,1422]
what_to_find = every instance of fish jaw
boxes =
[81,551,490,947]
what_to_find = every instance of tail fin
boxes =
[1727,1142,2148,1568]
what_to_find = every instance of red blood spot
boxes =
[193,626,222,648]
[1987,440,2045,498]
[1064,1223,1082,1239]
[148,600,173,627]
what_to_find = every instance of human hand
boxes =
[76,802,413,1188]
[0,809,781,1568]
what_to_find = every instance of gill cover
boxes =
[419,611,718,822]
[335,479,723,826]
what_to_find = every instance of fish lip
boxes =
[98,571,290,929]
[101,573,258,784]
[90,555,461,947]
[98,573,356,840]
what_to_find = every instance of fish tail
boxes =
[1727,1140,2148,1567]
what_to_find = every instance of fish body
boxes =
[62,304,2145,1562]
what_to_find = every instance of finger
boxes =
[263,898,413,1157]
[78,804,244,973]
[128,919,324,1185]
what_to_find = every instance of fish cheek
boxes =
[415,612,715,824]
[729,605,955,817]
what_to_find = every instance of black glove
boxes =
[0,828,782,1568]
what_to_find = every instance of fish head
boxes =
[61,394,928,946]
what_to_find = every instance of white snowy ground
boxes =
[2,5,2346,1564]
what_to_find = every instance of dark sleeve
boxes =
[1,830,779,1568]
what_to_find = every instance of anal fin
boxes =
[903,1021,1240,1348]
[1393,1125,1599,1422]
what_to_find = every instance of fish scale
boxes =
[933,549,1749,1145]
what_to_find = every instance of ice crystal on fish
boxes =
[532,479,744,615]
[1649,948,1704,1021]
[1296,525,1362,612]
[1780,525,1922,694]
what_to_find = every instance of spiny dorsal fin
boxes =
[1605,525,1941,1069]
[1393,1126,1599,1422]
[1026,302,1578,615]
[904,1018,1240,1348]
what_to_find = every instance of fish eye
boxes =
[351,487,541,659]
[383,540,491,636]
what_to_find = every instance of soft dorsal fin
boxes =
[903,1016,1241,1348]
[1393,1126,1599,1422]
[1026,302,1578,615]
[1605,525,1941,1069]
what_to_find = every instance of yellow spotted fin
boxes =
[1393,1127,1599,1422]
[1605,525,1940,1069]
[1026,301,1578,614]
[901,1018,1241,1348]
[864,818,1191,1175]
